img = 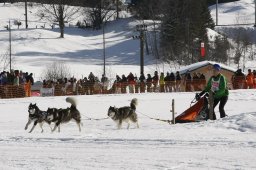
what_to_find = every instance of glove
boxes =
[195,93,201,101]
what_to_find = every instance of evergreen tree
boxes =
[160,0,215,64]
[211,35,230,63]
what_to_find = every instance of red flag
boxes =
[201,42,205,57]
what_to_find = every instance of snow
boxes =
[1,90,256,169]
[178,61,237,75]
[0,1,256,169]
[209,0,256,25]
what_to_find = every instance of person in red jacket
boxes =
[246,69,254,89]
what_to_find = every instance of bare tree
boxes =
[84,0,117,30]
[42,61,71,81]
[38,0,81,38]
[0,49,10,71]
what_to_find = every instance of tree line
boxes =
[130,0,246,66]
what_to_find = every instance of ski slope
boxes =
[1,90,256,169]
[0,1,256,169]
[0,1,255,80]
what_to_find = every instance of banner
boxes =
[40,88,54,97]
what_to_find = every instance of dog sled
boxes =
[175,93,211,123]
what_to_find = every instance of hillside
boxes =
[0,0,255,80]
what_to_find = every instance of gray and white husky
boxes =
[47,97,82,132]
[24,103,52,133]
[108,98,139,129]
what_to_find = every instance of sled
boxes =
[175,94,209,123]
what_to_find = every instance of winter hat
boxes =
[213,64,221,71]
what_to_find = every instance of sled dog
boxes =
[47,97,82,132]
[24,103,51,133]
[108,98,139,129]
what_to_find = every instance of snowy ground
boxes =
[1,1,256,169]
[1,90,256,170]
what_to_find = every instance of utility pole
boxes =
[216,0,218,26]
[254,0,256,27]
[133,24,147,75]
[9,20,12,72]
[102,0,106,76]
[25,0,28,29]
[103,21,106,76]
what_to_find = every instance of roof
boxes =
[179,61,237,75]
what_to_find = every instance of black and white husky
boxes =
[24,103,52,133]
[47,97,82,132]
[108,98,139,129]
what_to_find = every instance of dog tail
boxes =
[130,98,138,110]
[66,97,77,107]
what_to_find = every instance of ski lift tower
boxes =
[133,24,148,75]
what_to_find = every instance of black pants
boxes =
[213,96,228,120]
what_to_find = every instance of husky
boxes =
[108,98,139,129]
[47,97,82,132]
[24,103,52,133]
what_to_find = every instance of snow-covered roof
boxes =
[179,61,237,75]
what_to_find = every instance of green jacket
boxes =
[204,74,229,99]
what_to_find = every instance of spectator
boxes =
[24,73,34,97]
[134,76,140,93]
[146,74,152,92]
[184,71,192,92]
[176,71,182,92]
[88,72,95,95]
[114,75,122,94]
[169,72,176,92]
[127,72,135,93]
[121,74,127,93]
[246,69,254,89]
[164,72,171,92]
[159,72,165,92]
[232,69,246,89]
[192,72,200,91]
[139,73,146,93]
[152,71,159,92]
[101,74,108,93]
[13,72,19,86]
[199,73,206,90]
[7,71,15,85]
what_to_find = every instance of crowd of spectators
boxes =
[232,69,256,89]
[0,70,34,98]
[1,68,256,98]
[41,71,207,95]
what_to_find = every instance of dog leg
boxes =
[136,121,140,128]
[29,121,38,133]
[76,122,81,132]
[52,124,58,132]
[126,120,130,129]
[52,122,60,133]
[58,126,60,133]
[127,122,130,129]
[25,119,32,130]
[39,123,44,133]
[117,120,122,129]
[48,123,53,131]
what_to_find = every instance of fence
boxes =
[0,78,255,99]
[0,85,25,99]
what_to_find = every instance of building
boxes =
[179,61,236,89]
